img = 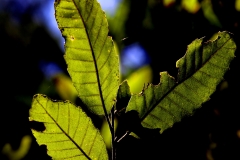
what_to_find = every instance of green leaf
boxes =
[29,94,108,160]
[126,31,236,133]
[115,80,131,114]
[55,0,120,115]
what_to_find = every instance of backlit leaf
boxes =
[126,31,236,133]
[29,94,108,160]
[55,0,120,115]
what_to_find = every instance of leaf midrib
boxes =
[36,98,91,160]
[140,36,232,122]
[71,0,108,115]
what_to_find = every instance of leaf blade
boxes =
[115,80,131,115]
[126,31,236,133]
[29,94,108,160]
[55,0,120,115]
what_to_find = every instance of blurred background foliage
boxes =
[0,0,240,159]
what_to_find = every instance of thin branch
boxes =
[111,108,115,160]
[116,131,130,143]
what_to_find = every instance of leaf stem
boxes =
[105,114,113,131]
[116,131,130,143]
[111,108,116,160]
[71,0,113,131]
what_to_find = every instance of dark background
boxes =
[0,0,239,159]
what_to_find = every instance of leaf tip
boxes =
[159,71,175,81]
[33,94,48,100]
[33,94,39,99]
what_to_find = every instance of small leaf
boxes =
[115,80,131,114]
[126,31,236,133]
[29,94,108,160]
[55,0,120,115]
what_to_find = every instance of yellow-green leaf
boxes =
[126,31,236,133]
[55,0,120,115]
[29,94,108,160]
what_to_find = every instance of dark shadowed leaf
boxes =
[126,31,236,133]
[115,80,131,114]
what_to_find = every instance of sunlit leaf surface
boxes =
[127,31,236,133]
[30,94,108,160]
[55,0,120,115]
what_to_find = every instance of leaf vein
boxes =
[35,97,91,159]
[55,154,84,160]
[172,90,197,106]
[80,94,100,97]
[57,103,60,124]
[100,69,113,88]
[72,0,110,117]
[69,70,96,73]
[68,103,70,135]
[156,104,177,120]
[42,139,69,144]
[67,58,94,62]
[85,0,94,23]
[66,46,91,51]
[57,16,79,19]
[165,96,189,114]
[88,130,98,155]
[74,81,98,85]
[93,15,104,47]
[43,132,63,134]
[208,60,228,70]
[72,107,81,139]
[198,70,219,79]
[80,119,90,147]
[142,120,154,128]
[57,6,77,11]
[182,81,201,97]
[50,147,78,151]
[97,145,104,160]
[191,75,212,89]
[149,112,163,123]
[103,85,119,100]
[96,35,108,61]
[98,46,113,72]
